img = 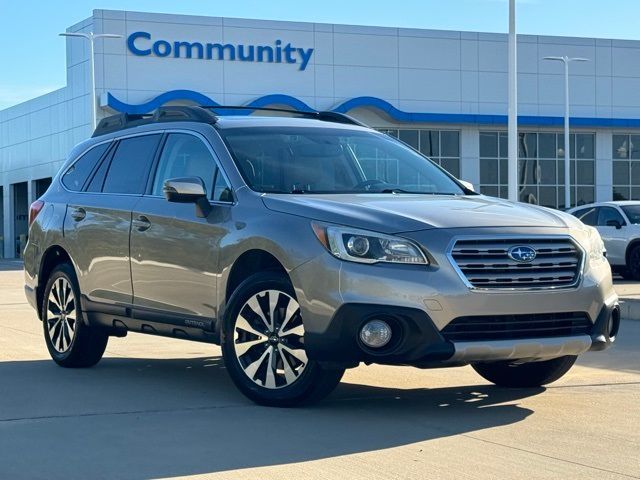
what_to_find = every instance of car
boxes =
[568,201,640,279]
[24,106,619,407]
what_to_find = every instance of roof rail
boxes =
[202,105,369,127]
[92,106,218,137]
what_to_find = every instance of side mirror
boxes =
[458,179,475,192]
[606,219,623,229]
[163,177,211,218]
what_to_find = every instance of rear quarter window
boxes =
[61,143,110,191]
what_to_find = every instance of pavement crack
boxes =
[0,403,253,424]
[462,433,640,479]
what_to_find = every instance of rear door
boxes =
[596,206,627,265]
[129,131,234,324]
[63,133,162,309]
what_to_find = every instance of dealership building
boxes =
[2,9,640,257]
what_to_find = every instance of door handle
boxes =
[70,207,86,221]
[132,215,151,232]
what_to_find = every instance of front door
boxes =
[130,132,234,324]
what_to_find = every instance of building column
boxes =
[27,179,36,205]
[3,184,14,259]
[460,127,480,189]
[595,129,612,202]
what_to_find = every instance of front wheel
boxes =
[221,271,344,407]
[42,263,108,368]
[472,355,577,388]
[626,246,640,280]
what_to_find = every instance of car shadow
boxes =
[0,356,543,480]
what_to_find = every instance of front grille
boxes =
[441,312,592,342]
[450,237,583,289]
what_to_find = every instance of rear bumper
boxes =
[305,300,620,368]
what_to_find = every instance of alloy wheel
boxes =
[46,277,77,353]
[233,289,307,389]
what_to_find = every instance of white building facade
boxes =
[2,9,640,257]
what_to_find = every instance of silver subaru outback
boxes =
[24,106,619,406]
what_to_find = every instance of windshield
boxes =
[621,205,640,224]
[218,126,465,195]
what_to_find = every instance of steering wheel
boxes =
[353,179,389,191]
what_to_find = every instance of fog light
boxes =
[360,319,392,348]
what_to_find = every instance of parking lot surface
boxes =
[0,261,638,480]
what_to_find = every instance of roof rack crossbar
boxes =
[202,105,368,127]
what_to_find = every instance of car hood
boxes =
[262,193,578,234]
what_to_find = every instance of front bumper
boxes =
[289,227,618,367]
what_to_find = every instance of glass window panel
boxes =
[480,185,498,197]
[499,133,508,158]
[557,134,566,159]
[499,158,508,184]
[518,159,535,184]
[480,158,499,184]
[613,186,630,201]
[539,186,557,208]
[61,142,110,191]
[632,187,640,200]
[576,160,594,185]
[576,186,594,207]
[104,135,162,194]
[576,134,594,159]
[419,130,439,157]
[570,133,576,158]
[631,162,640,185]
[499,186,508,199]
[597,206,625,226]
[613,135,629,159]
[573,207,598,226]
[538,160,556,184]
[440,158,460,178]
[613,161,629,185]
[518,133,537,158]
[538,133,556,158]
[558,158,565,183]
[440,131,460,157]
[631,135,640,159]
[479,132,498,158]
[398,130,419,149]
[520,185,538,204]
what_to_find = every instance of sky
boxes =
[1,0,640,110]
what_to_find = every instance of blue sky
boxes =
[1,0,639,109]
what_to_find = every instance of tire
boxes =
[41,263,108,368]
[626,245,640,280]
[221,271,344,407]
[472,355,577,388]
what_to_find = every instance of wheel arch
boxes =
[625,238,640,266]
[37,245,75,320]
[224,249,288,303]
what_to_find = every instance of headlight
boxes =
[584,226,606,262]
[311,223,429,265]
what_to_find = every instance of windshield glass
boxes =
[621,205,640,224]
[218,126,465,195]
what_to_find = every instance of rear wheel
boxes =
[626,245,640,280]
[221,271,344,407]
[42,263,108,368]
[472,355,577,388]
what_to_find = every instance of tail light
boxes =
[28,200,45,227]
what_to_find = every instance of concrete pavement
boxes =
[0,264,639,480]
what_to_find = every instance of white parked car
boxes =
[568,201,640,279]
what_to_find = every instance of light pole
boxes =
[507,0,518,202]
[59,32,123,130]
[543,55,589,209]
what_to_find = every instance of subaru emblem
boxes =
[508,245,537,263]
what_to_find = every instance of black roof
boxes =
[92,105,368,137]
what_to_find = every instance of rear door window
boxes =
[597,207,625,227]
[573,207,598,226]
[102,135,162,194]
[61,143,110,191]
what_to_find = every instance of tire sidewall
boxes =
[221,271,325,405]
[41,263,85,362]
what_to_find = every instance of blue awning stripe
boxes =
[105,91,640,128]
